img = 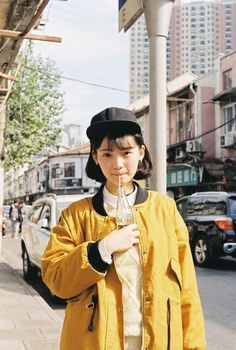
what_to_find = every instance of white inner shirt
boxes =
[101,185,143,337]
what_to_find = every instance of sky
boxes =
[34,0,130,134]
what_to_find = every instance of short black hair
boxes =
[86,128,153,183]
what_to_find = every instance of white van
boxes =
[21,193,91,281]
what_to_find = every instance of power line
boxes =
[18,63,129,94]
[172,116,236,149]
[193,117,236,141]
[60,75,129,93]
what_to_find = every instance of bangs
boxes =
[106,135,138,150]
[90,128,144,151]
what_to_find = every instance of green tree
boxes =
[5,43,64,170]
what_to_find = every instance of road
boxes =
[2,234,236,349]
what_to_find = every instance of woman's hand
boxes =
[103,224,139,255]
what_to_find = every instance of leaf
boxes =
[4,43,64,170]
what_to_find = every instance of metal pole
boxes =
[143,0,174,193]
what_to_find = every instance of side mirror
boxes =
[38,218,49,230]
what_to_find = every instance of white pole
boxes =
[143,0,174,193]
[0,166,3,257]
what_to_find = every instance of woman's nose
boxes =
[113,156,124,169]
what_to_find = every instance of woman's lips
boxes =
[112,173,126,176]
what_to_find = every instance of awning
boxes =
[212,87,236,102]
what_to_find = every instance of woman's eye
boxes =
[124,151,132,156]
[103,153,111,158]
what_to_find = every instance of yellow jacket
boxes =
[41,184,206,350]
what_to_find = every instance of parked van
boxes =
[176,192,236,266]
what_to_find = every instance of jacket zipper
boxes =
[88,294,98,332]
[167,298,171,350]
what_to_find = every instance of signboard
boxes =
[167,167,198,188]
[119,0,143,32]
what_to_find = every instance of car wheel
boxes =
[22,246,38,281]
[44,284,63,303]
[193,235,210,267]
[49,290,63,303]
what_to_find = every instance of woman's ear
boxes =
[139,145,145,161]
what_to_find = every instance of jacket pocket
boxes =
[170,257,182,291]
[65,288,98,330]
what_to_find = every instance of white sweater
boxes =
[102,186,143,337]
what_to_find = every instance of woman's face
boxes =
[93,135,145,195]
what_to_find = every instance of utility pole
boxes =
[143,0,174,194]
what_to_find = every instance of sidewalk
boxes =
[0,259,62,350]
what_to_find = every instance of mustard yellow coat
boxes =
[41,185,206,350]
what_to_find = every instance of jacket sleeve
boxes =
[41,206,108,299]
[173,200,206,350]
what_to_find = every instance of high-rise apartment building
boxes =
[129,15,149,103]
[129,0,236,103]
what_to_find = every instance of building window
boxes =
[224,105,236,134]
[176,102,192,142]
[51,164,60,179]
[64,162,75,178]
[223,69,232,90]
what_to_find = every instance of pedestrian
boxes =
[41,107,206,350]
[9,199,20,239]
[19,201,26,233]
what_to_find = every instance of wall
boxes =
[200,86,216,158]
[220,50,236,88]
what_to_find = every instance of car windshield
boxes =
[229,197,236,214]
[56,201,75,222]
[203,200,226,215]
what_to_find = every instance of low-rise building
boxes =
[4,144,99,204]
[129,51,236,198]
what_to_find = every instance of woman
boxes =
[41,107,206,350]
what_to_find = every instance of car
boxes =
[176,191,236,267]
[21,193,91,282]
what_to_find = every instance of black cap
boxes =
[86,107,141,141]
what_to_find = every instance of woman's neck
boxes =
[105,182,134,196]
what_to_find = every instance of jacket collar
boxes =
[92,182,149,216]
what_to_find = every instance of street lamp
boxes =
[143,0,174,194]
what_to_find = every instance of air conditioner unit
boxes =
[186,140,201,153]
[220,131,236,147]
[175,147,185,159]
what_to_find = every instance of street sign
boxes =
[167,167,198,187]
[119,0,143,32]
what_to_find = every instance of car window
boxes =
[3,205,10,217]
[202,200,226,215]
[176,198,189,215]
[56,201,74,222]
[28,204,44,224]
[186,198,204,216]
[228,197,236,214]
[39,204,51,229]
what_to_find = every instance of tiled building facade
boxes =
[129,0,236,103]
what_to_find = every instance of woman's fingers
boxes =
[132,237,139,245]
